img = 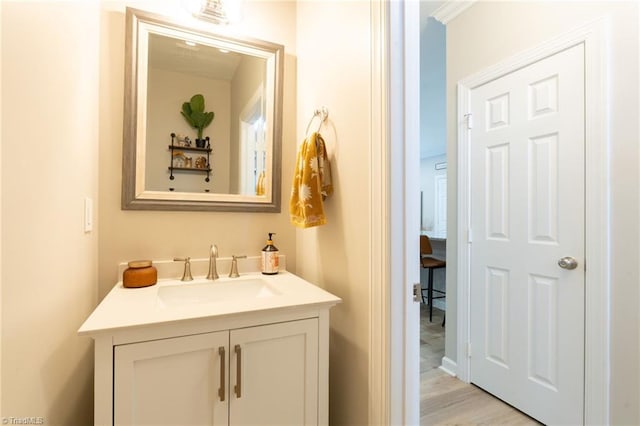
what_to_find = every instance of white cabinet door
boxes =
[229,318,319,426]
[114,331,229,426]
[113,319,319,426]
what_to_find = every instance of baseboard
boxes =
[439,357,457,377]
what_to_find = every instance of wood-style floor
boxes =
[420,305,541,425]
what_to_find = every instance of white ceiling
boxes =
[148,32,243,81]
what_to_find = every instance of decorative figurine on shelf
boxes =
[195,156,207,169]
[172,151,185,168]
[184,157,193,168]
[175,134,192,147]
[180,94,215,148]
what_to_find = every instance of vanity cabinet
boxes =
[114,319,318,426]
[79,269,340,426]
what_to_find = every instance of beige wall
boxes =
[146,68,231,193]
[105,0,376,423]
[1,2,100,424]
[295,1,372,424]
[0,1,3,415]
[98,0,298,299]
[0,0,297,422]
[445,1,639,423]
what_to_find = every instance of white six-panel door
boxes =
[469,43,585,425]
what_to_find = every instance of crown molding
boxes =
[431,0,476,25]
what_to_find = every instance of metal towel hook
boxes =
[305,106,329,136]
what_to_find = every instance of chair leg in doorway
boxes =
[428,268,434,322]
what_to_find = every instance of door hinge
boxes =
[464,113,473,129]
[468,228,473,243]
[467,342,472,358]
[412,283,422,303]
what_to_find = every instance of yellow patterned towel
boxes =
[289,132,333,228]
[256,170,266,195]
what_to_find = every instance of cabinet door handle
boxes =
[234,344,242,398]
[218,346,225,402]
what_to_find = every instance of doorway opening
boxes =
[238,87,266,196]
[418,7,447,376]
[412,5,609,424]
[417,4,560,425]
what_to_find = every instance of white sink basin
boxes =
[158,277,282,307]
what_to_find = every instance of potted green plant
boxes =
[181,94,215,148]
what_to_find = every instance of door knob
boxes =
[558,256,578,270]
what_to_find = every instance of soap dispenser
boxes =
[261,233,279,275]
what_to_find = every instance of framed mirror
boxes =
[122,7,284,211]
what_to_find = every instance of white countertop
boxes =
[78,270,341,337]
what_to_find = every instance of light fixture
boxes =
[185,41,197,47]
[183,0,244,25]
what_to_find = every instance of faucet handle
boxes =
[229,255,247,278]
[174,257,194,281]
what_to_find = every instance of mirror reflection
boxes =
[122,8,283,211]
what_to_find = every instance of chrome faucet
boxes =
[174,257,193,281]
[207,244,219,280]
